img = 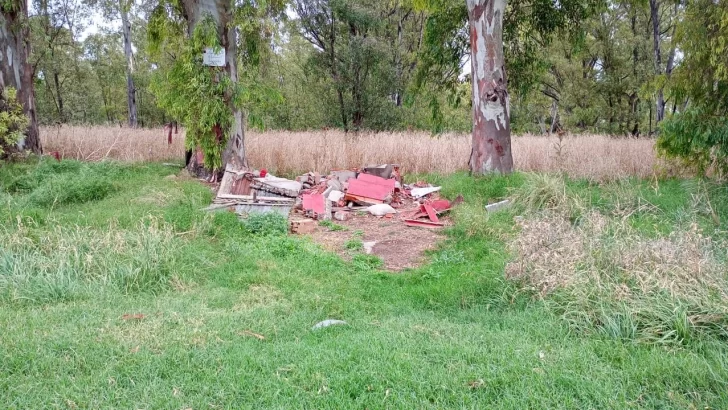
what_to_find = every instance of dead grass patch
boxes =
[308,215,446,271]
[506,210,728,344]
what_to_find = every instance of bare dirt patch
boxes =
[308,214,449,271]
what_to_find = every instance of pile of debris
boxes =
[208,163,460,232]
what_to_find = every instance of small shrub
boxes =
[263,235,305,258]
[211,211,246,236]
[345,238,363,251]
[507,209,728,345]
[352,254,383,271]
[164,201,203,232]
[242,212,288,236]
[510,173,570,212]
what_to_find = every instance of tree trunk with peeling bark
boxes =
[120,3,137,128]
[649,0,665,123]
[180,0,247,175]
[0,0,41,155]
[467,0,512,174]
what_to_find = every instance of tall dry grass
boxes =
[41,125,663,180]
[505,174,728,344]
[40,125,186,163]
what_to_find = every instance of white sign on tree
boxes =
[203,47,226,67]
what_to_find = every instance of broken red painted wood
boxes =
[429,199,451,212]
[422,204,440,222]
[344,193,384,205]
[404,219,445,228]
[357,173,396,189]
[345,174,395,204]
[302,194,326,215]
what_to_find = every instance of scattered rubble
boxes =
[206,162,463,269]
[289,219,316,234]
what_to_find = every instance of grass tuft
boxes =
[0,218,178,305]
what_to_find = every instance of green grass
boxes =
[1,159,727,408]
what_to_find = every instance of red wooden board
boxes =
[357,173,396,189]
[346,179,393,201]
[422,204,440,222]
[302,194,326,215]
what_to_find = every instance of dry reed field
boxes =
[40,125,661,180]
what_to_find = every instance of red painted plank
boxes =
[302,194,326,215]
[346,179,393,202]
[422,204,440,222]
[404,219,445,228]
[429,199,451,212]
[357,173,396,189]
[343,193,384,205]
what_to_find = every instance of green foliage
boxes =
[659,109,728,176]
[26,175,117,207]
[241,212,288,236]
[0,87,29,156]
[23,0,728,140]
[319,220,345,231]
[415,0,604,131]
[0,219,177,305]
[344,238,364,251]
[658,0,728,175]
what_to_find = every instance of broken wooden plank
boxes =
[404,219,445,228]
[346,179,393,203]
[216,194,294,203]
[343,193,384,205]
[485,199,511,213]
[422,204,440,223]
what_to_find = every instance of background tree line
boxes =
[22,0,692,136]
[2,0,726,174]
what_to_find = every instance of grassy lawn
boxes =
[1,159,727,408]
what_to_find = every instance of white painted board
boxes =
[203,47,226,66]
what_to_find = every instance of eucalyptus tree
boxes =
[419,0,599,174]
[148,0,285,174]
[0,0,41,154]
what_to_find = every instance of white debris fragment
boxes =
[362,241,377,254]
[312,319,348,330]
[411,186,441,198]
[366,204,397,216]
[485,199,511,213]
[328,190,345,202]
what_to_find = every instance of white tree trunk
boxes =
[467,0,513,174]
[0,0,40,154]
[120,3,137,127]
[649,0,665,123]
